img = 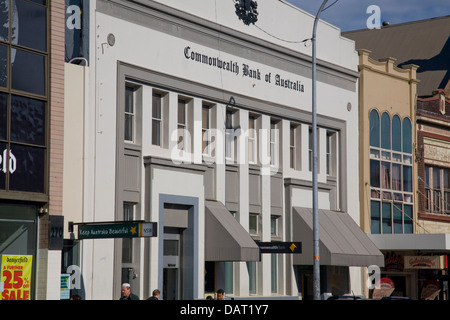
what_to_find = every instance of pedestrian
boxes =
[120,283,139,300]
[147,289,160,300]
[216,288,225,300]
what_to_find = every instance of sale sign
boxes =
[0,255,33,300]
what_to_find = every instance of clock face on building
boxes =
[234,0,259,25]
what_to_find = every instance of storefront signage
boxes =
[421,280,441,300]
[76,221,157,240]
[60,274,71,300]
[0,255,33,300]
[384,251,404,271]
[372,277,395,300]
[184,46,306,94]
[0,149,16,174]
[257,242,302,254]
[404,255,445,269]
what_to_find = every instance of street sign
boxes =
[76,222,157,240]
[257,242,302,254]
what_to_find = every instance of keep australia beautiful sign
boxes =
[184,45,306,94]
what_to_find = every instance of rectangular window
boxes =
[122,203,134,264]
[177,99,187,151]
[271,254,277,293]
[124,86,135,142]
[152,93,162,146]
[248,116,257,164]
[370,200,380,234]
[290,125,295,169]
[202,106,211,155]
[270,216,278,237]
[249,213,259,235]
[270,120,278,167]
[225,109,235,160]
[326,131,337,176]
[382,202,392,234]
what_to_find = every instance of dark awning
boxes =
[205,201,260,262]
[293,207,384,267]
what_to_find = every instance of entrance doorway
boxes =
[163,229,181,300]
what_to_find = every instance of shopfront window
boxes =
[0,203,38,300]
[0,0,48,195]
[369,110,413,234]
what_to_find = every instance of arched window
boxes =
[392,115,401,152]
[381,112,391,150]
[402,118,412,154]
[369,109,379,147]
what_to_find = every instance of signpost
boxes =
[69,221,157,240]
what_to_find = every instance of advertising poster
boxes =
[0,255,33,300]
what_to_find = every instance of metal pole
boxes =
[312,0,328,301]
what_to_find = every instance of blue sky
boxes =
[284,0,450,31]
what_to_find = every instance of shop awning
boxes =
[293,207,384,267]
[205,201,260,262]
[368,233,450,251]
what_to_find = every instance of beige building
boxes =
[358,49,421,298]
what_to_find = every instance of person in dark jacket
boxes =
[147,289,160,300]
[120,283,139,300]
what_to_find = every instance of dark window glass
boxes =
[0,44,7,87]
[0,92,7,140]
[11,95,46,146]
[404,205,413,234]
[380,112,390,150]
[392,115,401,152]
[8,144,45,193]
[369,109,379,147]
[370,159,380,188]
[402,118,412,154]
[14,0,47,52]
[0,142,6,190]
[393,204,403,234]
[11,48,46,96]
[403,166,412,192]
[0,1,10,42]
[370,200,380,234]
[382,202,392,234]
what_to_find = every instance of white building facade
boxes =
[63,0,383,300]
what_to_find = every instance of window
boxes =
[125,86,135,142]
[290,125,296,169]
[326,131,337,176]
[152,92,162,146]
[122,203,134,264]
[270,120,279,167]
[369,110,414,234]
[425,166,450,215]
[249,213,259,235]
[248,116,257,164]
[225,109,235,161]
[270,216,279,237]
[177,99,187,151]
[308,126,319,172]
[0,1,48,194]
[271,254,277,293]
[202,105,211,155]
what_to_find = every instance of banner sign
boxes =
[404,255,445,269]
[257,242,302,254]
[77,222,157,239]
[0,255,33,300]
